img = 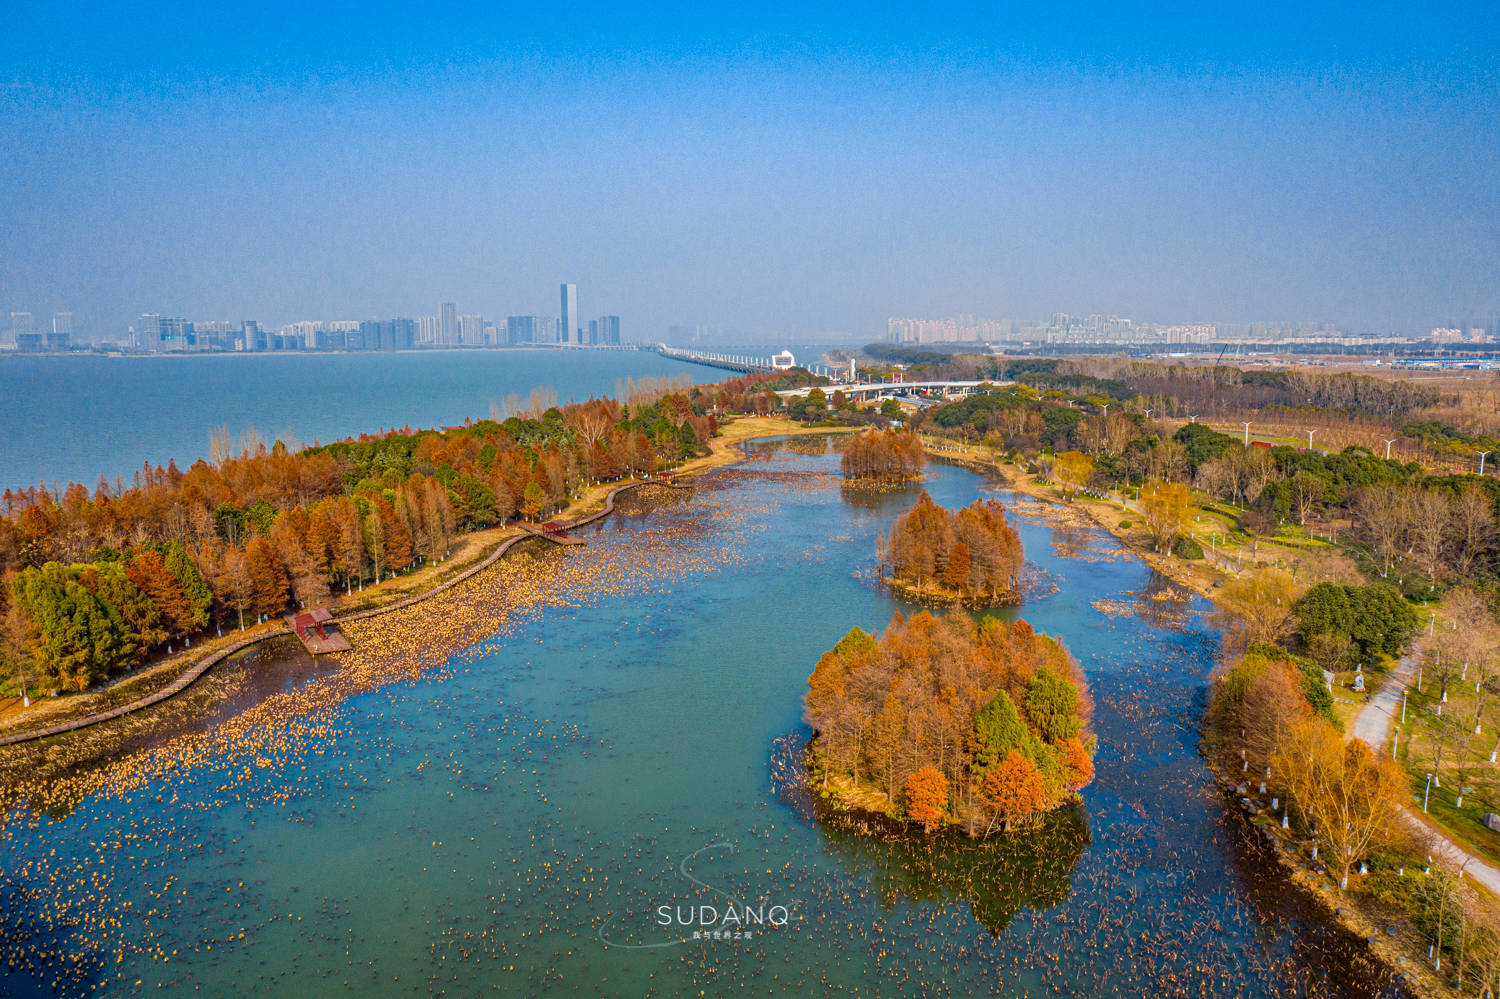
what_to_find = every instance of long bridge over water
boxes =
[657,344,1008,404]
[656,344,845,379]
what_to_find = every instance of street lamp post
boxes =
[1424,772,1433,813]
[1381,438,1397,460]
[1242,421,1252,445]
[1304,429,1317,450]
[1480,450,1492,476]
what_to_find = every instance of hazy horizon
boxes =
[2,1,1497,339]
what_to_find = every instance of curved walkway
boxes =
[0,477,691,748]
[1351,651,1500,895]
[1352,650,1418,748]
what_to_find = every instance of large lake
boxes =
[0,442,1400,997]
[0,350,721,493]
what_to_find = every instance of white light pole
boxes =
[1242,421,1252,445]
[1424,772,1433,813]
[1381,438,1397,460]
[1480,450,1492,476]
[1304,429,1317,450]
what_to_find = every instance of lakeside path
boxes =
[1353,651,1419,749]
[0,477,688,748]
[0,416,853,748]
[1351,652,1500,896]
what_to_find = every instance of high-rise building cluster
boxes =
[884,313,1430,348]
[7,311,73,352]
[3,282,625,353]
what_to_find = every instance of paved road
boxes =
[1352,650,1418,748]
[1352,650,1500,895]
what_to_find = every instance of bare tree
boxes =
[1411,488,1452,581]
[1452,484,1497,577]
[1289,471,1324,528]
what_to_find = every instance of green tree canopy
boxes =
[1294,582,1418,663]
[1025,668,1084,744]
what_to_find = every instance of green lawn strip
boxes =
[1397,678,1500,868]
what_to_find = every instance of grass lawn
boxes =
[1397,674,1500,868]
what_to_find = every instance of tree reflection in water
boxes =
[1132,569,1197,633]
[771,731,1089,936]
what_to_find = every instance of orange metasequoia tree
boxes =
[903,767,951,832]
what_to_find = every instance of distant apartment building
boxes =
[459,313,485,345]
[596,315,621,345]
[137,314,196,350]
[560,284,579,344]
[279,320,325,349]
[9,311,34,347]
[507,315,540,344]
[439,301,458,344]
[1164,325,1215,344]
[240,319,265,351]
[393,318,416,349]
[887,316,1006,343]
[191,320,238,351]
[356,318,417,351]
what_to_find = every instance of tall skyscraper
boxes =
[392,318,417,349]
[560,284,578,345]
[597,315,621,345]
[439,301,458,344]
[44,312,73,351]
[505,316,533,344]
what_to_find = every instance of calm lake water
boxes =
[0,350,720,493]
[0,443,1402,998]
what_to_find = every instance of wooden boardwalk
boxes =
[0,476,692,748]
[287,609,353,654]
[517,522,587,546]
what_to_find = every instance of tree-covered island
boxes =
[840,428,926,483]
[805,610,1095,835]
[879,492,1024,606]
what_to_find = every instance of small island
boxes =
[805,610,1095,836]
[840,428,926,483]
[880,491,1024,606]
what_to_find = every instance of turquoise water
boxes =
[0,350,720,492]
[0,443,1400,997]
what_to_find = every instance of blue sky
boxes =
[1,1,1496,338]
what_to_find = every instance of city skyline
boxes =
[2,273,633,351]
[10,295,1500,354]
